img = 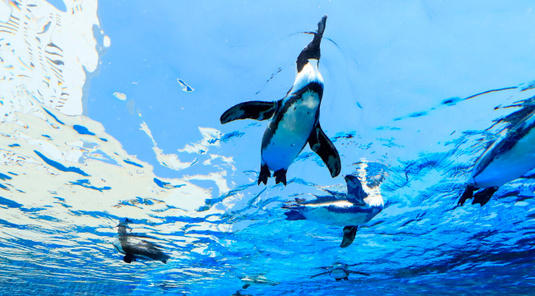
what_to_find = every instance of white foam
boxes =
[113,92,127,101]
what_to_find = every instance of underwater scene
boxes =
[1,0,535,295]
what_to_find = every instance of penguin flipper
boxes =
[220,101,279,124]
[350,271,371,276]
[472,187,498,206]
[458,185,474,206]
[284,210,306,221]
[344,175,368,205]
[310,271,330,279]
[308,123,341,178]
[340,226,357,248]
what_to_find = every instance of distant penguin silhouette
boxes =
[231,291,253,296]
[284,175,384,248]
[239,274,279,289]
[458,108,535,206]
[310,262,370,281]
[220,15,341,185]
[113,220,170,264]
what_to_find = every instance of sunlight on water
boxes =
[1,0,535,295]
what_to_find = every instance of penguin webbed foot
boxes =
[340,226,358,248]
[472,187,498,206]
[123,254,135,263]
[274,169,287,185]
[458,185,475,206]
[258,164,270,185]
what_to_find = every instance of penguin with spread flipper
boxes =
[458,108,535,206]
[113,219,170,264]
[239,274,279,289]
[310,262,370,281]
[220,15,340,185]
[283,174,384,248]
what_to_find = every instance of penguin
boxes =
[458,108,535,206]
[220,15,341,185]
[283,175,384,248]
[239,274,279,289]
[113,220,170,264]
[232,291,253,296]
[310,262,370,281]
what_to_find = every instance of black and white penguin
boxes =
[283,174,384,248]
[113,220,170,264]
[220,15,341,185]
[239,274,279,289]
[458,108,535,206]
[310,262,370,281]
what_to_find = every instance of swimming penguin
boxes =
[283,175,384,248]
[239,274,279,289]
[220,15,341,185]
[310,262,370,281]
[232,291,253,296]
[113,220,170,264]
[458,108,535,206]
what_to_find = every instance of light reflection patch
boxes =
[113,92,127,101]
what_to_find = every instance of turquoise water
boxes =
[1,1,535,295]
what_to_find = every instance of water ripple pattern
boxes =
[1,1,535,296]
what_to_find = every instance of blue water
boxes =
[2,1,535,295]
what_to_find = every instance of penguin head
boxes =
[296,16,327,72]
[116,219,132,235]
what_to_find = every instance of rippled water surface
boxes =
[1,1,535,295]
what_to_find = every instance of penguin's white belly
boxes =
[330,268,349,279]
[300,201,383,227]
[262,91,319,171]
[474,129,535,188]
